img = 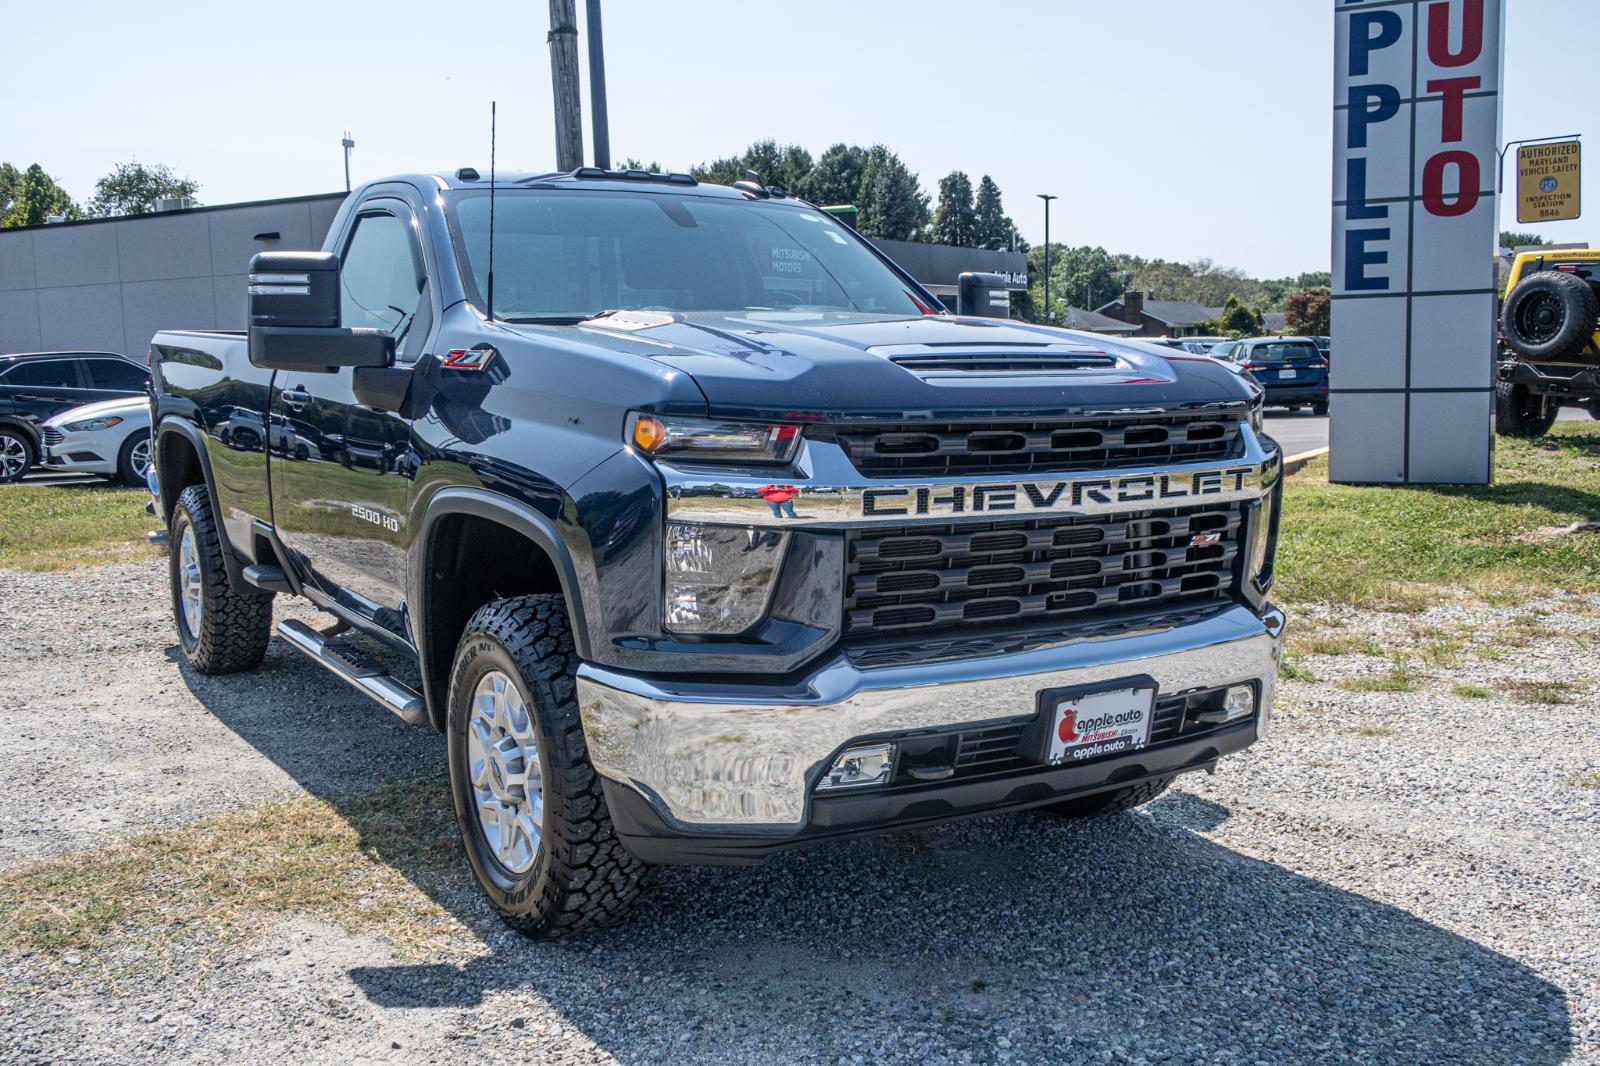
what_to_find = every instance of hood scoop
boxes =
[870,341,1130,383]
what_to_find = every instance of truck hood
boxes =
[524,311,1253,423]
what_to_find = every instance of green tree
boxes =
[972,175,1008,249]
[799,143,868,207]
[931,171,976,246]
[615,158,663,173]
[1217,293,1265,337]
[690,140,812,192]
[856,145,928,241]
[0,163,78,227]
[87,161,199,218]
[1284,286,1332,335]
[1499,230,1545,249]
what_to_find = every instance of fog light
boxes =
[1198,685,1255,725]
[816,743,896,791]
[663,523,789,635]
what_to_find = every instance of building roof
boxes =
[1093,298,1222,327]
[1062,307,1139,334]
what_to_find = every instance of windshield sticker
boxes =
[770,247,813,275]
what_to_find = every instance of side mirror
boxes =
[247,251,393,372]
[956,272,1011,319]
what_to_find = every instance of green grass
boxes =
[1502,679,1580,705]
[1279,658,1319,682]
[1339,666,1422,693]
[0,774,465,965]
[1277,425,1600,607]
[1452,683,1492,700]
[0,483,160,571]
[1348,724,1395,738]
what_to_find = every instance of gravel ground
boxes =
[1,560,1596,1064]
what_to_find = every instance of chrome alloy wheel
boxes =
[467,670,544,874]
[177,525,203,638]
[130,436,152,480]
[0,433,26,481]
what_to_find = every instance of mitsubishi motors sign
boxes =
[1332,0,1506,484]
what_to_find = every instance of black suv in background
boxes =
[0,351,150,482]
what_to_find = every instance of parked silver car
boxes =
[41,396,152,484]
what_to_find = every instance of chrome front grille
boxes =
[844,502,1243,640]
[811,412,1243,479]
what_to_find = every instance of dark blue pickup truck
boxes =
[149,168,1285,937]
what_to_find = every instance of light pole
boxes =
[1037,193,1057,323]
[341,132,355,192]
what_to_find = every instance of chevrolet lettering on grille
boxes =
[859,465,1260,519]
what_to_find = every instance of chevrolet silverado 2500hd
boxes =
[149,168,1285,938]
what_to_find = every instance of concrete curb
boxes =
[1283,446,1329,478]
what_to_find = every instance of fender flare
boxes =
[410,487,593,727]
[154,416,252,593]
[0,417,41,451]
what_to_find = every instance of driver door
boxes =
[269,196,432,640]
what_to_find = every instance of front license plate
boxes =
[1279,368,1297,379]
[1035,680,1157,765]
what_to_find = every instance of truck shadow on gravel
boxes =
[177,650,1571,1064]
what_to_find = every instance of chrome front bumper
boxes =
[577,602,1285,831]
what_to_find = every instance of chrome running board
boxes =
[275,619,429,725]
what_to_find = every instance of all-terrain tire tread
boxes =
[451,595,650,937]
[171,484,273,674]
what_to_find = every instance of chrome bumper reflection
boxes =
[577,603,1285,830]
[660,429,1281,528]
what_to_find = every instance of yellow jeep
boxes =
[1496,248,1600,436]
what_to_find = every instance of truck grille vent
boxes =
[845,503,1242,640]
[813,413,1242,478]
[41,427,65,446]
[879,686,1250,789]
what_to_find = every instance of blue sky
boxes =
[3,0,1593,278]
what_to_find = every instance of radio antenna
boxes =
[487,100,498,322]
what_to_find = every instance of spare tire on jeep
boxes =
[1502,270,1600,359]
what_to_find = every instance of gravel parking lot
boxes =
[0,559,1596,1064]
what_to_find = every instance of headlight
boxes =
[663,522,788,635]
[627,412,801,464]
[63,415,124,432]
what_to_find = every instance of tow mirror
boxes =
[956,272,1011,319]
[247,251,393,372]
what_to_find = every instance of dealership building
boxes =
[0,191,1026,360]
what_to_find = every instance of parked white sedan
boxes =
[41,396,151,485]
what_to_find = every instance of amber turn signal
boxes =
[631,415,668,452]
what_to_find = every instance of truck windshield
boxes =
[449,189,928,321]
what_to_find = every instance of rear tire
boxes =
[446,594,650,938]
[168,484,273,674]
[1587,401,1600,421]
[1039,776,1174,818]
[0,428,33,484]
[1503,271,1599,359]
[1311,400,1329,416]
[1494,380,1557,438]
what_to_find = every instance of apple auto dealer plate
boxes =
[1036,680,1158,765]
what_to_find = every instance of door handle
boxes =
[280,387,312,408]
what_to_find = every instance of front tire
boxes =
[1494,380,1557,437]
[117,432,152,486]
[0,428,34,484]
[1039,775,1174,818]
[446,595,650,938]
[168,484,273,674]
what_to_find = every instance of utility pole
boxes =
[548,0,584,171]
[341,132,355,192]
[585,0,610,170]
[1037,193,1057,324]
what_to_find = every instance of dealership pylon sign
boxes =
[1332,0,1506,484]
